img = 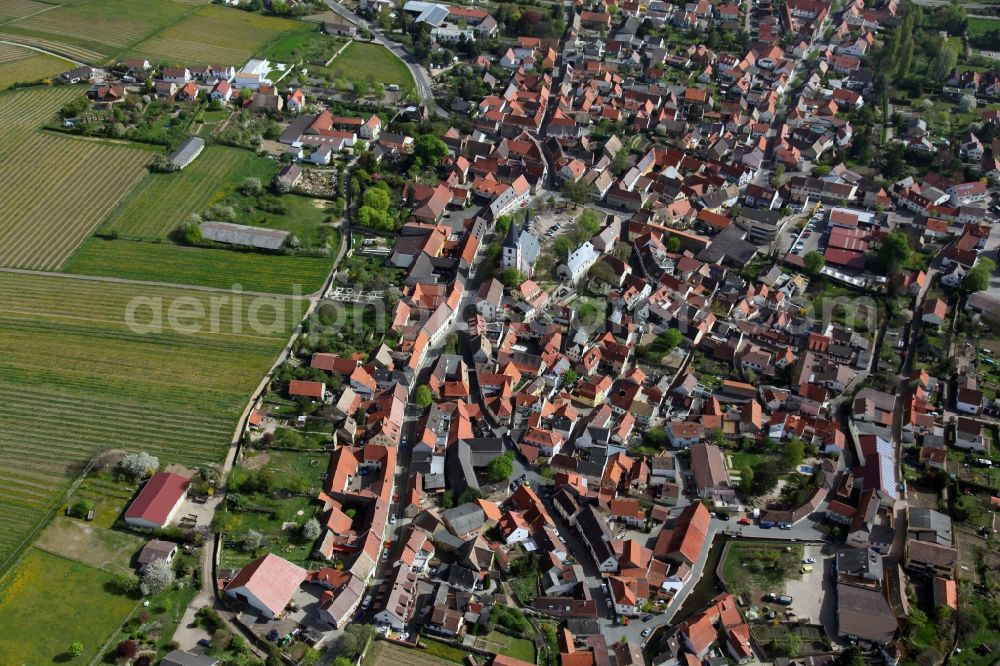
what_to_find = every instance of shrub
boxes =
[69,499,94,519]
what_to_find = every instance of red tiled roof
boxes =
[225,553,307,616]
[125,472,189,526]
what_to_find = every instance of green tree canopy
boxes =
[563,178,595,205]
[413,134,448,167]
[929,43,958,82]
[500,267,526,287]
[782,437,806,471]
[803,251,825,277]
[486,452,515,482]
[414,384,433,408]
[662,328,683,350]
[870,232,911,275]
[362,187,391,211]
[961,258,995,293]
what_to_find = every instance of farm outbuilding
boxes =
[199,221,289,250]
[124,472,189,529]
[169,136,205,169]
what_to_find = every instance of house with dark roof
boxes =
[572,504,618,571]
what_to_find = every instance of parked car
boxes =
[642,628,653,638]
[803,557,816,564]
[642,614,654,622]
[738,517,752,525]
[606,598,613,608]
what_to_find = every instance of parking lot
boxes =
[786,211,825,258]
[781,544,835,629]
[527,208,573,243]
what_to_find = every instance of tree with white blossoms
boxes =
[302,518,322,541]
[243,529,264,553]
[119,452,159,481]
[141,558,175,595]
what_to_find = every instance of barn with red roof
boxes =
[124,472,189,529]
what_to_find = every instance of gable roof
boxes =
[225,553,306,616]
[125,472,189,526]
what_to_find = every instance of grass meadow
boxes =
[62,238,332,294]
[327,41,416,93]
[97,145,271,241]
[0,548,137,663]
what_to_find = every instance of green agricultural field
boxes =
[0,86,152,270]
[127,4,302,65]
[327,41,415,93]
[62,238,332,295]
[0,271,295,571]
[0,0,52,24]
[0,549,137,664]
[0,43,72,89]
[4,0,191,60]
[97,146,272,240]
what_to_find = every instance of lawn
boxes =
[0,86,152,270]
[419,636,476,664]
[326,41,415,93]
[126,4,302,65]
[261,23,346,64]
[61,238,332,295]
[34,516,146,574]
[0,271,293,572]
[0,548,137,664]
[481,631,536,663]
[0,43,72,89]
[721,542,805,598]
[64,472,137,529]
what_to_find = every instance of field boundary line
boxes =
[0,3,60,30]
[0,265,318,298]
[325,38,353,66]
[0,38,76,65]
[0,453,102,578]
